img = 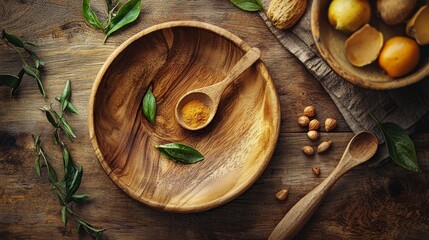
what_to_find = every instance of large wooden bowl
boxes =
[311,0,429,90]
[88,21,280,213]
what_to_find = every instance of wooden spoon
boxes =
[175,47,261,130]
[269,131,378,240]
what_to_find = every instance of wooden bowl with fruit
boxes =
[311,0,429,90]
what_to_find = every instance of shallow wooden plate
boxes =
[88,21,280,213]
[311,0,429,90]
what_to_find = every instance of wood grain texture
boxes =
[312,0,429,89]
[88,21,280,212]
[0,0,428,239]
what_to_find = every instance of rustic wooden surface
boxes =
[0,0,428,239]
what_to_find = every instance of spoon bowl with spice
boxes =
[175,47,261,130]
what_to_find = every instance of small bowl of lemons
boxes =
[311,0,429,90]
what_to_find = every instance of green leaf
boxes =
[155,143,204,164]
[65,101,79,115]
[25,42,38,47]
[142,87,156,124]
[0,74,19,88]
[378,122,420,172]
[71,194,90,202]
[62,147,71,174]
[61,206,67,225]
[24,48,44,68]
[104,0,141,42]
[43,109,58,127]
[35,155,41,177]
[82,0,103,29]
[59,116,77,140]
[78,220,106,237]
[34,135,41,153]
[68,166,83,198]
[77,223,84,236]
[60,80,71,110]
[57,193,66,206]
[23,64,45,97]
[229,0,265,12]
[12,69,25,96]
[47,162,58,183]
[1,29,25,48]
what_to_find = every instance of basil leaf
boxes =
[379,122,420,172]
[82,0,103,29]
[142,87,156,124]
[156,143,204,164]
[59,116,77,140]
[65,101,79,115]
[229,0,265,12]
[61,206,67,225]
[0,74,19,88]
[23,64,45,97]
[35,155,41,177]
[104,0,141,42]
[1,29,25,48]
[60,80,71,110]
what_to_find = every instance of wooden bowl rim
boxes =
[88,20,281,212]
[311,0,429,90]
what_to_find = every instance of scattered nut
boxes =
[267,0,307,30]
[307,130,319,140]
[312,167,321,176]
[317,140,333,153]
[303,106,316,117]
[325,118,337,132]
[298,116,310,127]
[308,119,320,131]
[302,145,315,156]
[275,189,289,201]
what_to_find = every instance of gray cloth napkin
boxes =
[259,0,429,144]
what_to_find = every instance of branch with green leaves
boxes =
[0,30,45,97]
[82,0,141,43]
[34,80,106,239]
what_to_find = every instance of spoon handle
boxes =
[268,154,352,240]
[214,47,261,96]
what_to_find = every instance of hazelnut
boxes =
[308,119,320,131]
[325,118,337,132]
[317,140,333,153]
[298,116,310,127]
[312,167,321,176]
[307,130,319,140]
[303,106,316,117]
[302,145,315,156]
[275,189,289,201]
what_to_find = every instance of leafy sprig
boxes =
[82,0,141,43]
[0,29,45,97]
[34,80,106,239]
[370,113,420,173]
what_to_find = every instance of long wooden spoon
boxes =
[175,47,261,130]
[269,131,378,240]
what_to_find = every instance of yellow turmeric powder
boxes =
[181,99,210,128]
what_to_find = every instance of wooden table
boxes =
[1,1,428,239]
